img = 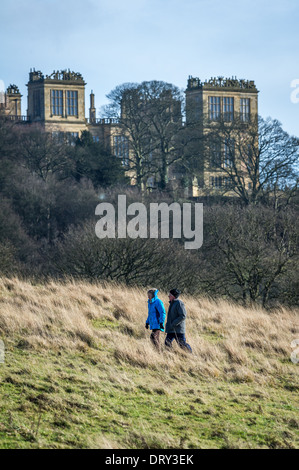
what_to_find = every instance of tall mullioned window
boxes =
[223,97,234,121]
[51,90,63,116]
[66,132,79,145]
[209,96,221,120]
[210,176,222,188]
[114,135,129,166]
[224,138,235,168]
[67,91,78,116]
[194,95,201,121]
[33,90,41,118]
[210,141,222,168]
[240,98,250,122]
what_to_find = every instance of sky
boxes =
[0,0,298,136]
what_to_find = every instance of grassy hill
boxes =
[0,277,298,449]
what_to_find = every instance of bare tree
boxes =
[199,204,299,306]
[103,81,187,192]
[203,115,299,205]
[51,219,202,291]
[18,126,74,182]
[104,83,153,191]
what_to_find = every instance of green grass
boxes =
[0,277,298,449]
[0,338,298,449]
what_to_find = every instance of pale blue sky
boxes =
[0,0,298,136]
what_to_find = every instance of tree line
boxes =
[0,79,298,308]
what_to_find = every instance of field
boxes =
[0,277,298,449]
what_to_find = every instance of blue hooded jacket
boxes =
[146,290,166,331]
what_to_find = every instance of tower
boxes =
[186,75,258,125]
[0,84,22,118]
[185,75,259,194]
[27,68,87,136]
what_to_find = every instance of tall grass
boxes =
[0,276,298,384]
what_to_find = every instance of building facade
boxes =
[186,75,259,196]
[0,70,259,194]
[26,69,88,141]
[0,84,22,119]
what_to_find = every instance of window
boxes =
[210,141,222,168]
[33,90,41,118]
[51,90,63,116]
[223,177,232,188]
[194,95,201,121]
[66,132,79,145]
[52,131,65,143]
[67,91,78,116]
[147,176,155,188]
[209,96,234,121]
[210,176,222,188]
[224,138,235,168]
[209,96,221,120]
[246,143,254,171]
[114,135,129,166]
[240,98,250,122]
[92,135,100,143]
[223,97,234,121]
[210,176,232,189]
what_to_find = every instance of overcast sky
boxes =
[0,0,298,136]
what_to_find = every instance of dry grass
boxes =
[0,276,298,449]
[0,276,298,383]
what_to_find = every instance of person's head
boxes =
[168,288,181,301]
[148,289,157,300]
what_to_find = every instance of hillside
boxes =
[0,277,298,449]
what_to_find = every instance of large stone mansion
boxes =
[0,69,259,195]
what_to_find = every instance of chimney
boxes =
[89,90,96,123]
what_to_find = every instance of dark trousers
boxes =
[150,329,160,349]
[165,333,192,353]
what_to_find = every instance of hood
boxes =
[148,289,159,303]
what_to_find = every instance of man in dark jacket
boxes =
[165,289,192,353]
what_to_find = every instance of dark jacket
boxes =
[165,299,187,334]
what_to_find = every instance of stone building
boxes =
[185,75,259,196]
[26,69,88,142]
[0,69,259,194]
[0,84,23,119]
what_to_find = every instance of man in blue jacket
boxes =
[165,289,192,353]
[145,288,166,350]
